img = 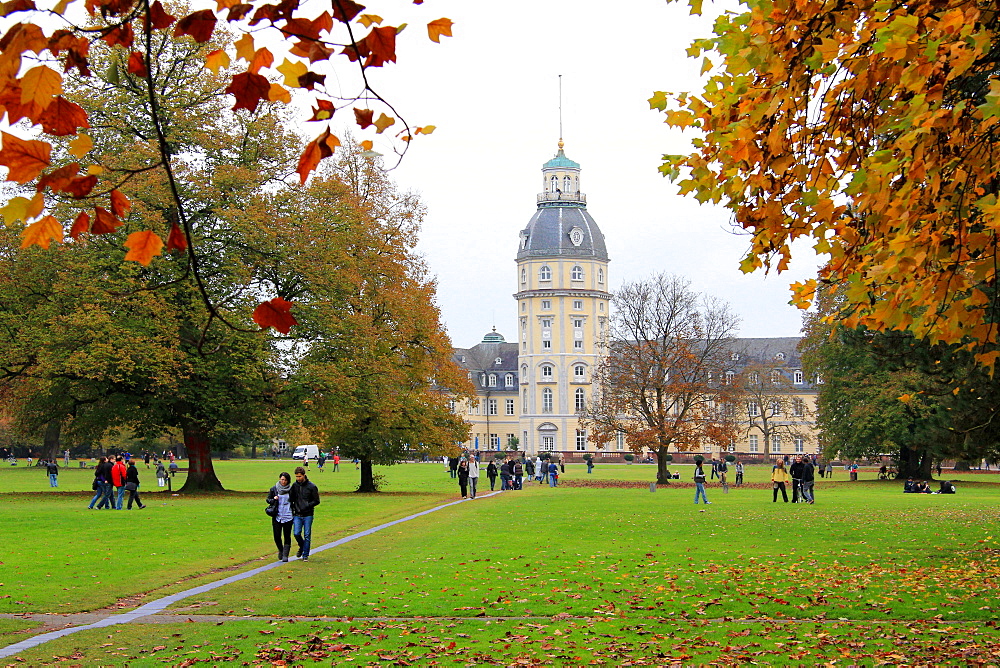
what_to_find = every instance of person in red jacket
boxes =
[111,456,128,510]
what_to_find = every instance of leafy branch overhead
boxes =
[654,0,1000,371]
[0,0,452,332]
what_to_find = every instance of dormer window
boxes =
[505,373,515,387]
[731,352,740,361]
[774,352,785,361]
[488,374,497,387]
[495,357,503,365]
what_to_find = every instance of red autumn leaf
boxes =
[358,26,396,67]
[289,38,333,63]
[253,297,297,333]
[166,221,187,253]
[69,211,90,239]
[36,162,79,192]
[173,9,217,43]
[331,0,364,23]
[110,189,132,218]
[145,0,175,30]
[37,96,89,136]
[227,4,252,21]
[225,71,271,112]
[123,229,163,265]
[0,131,50,183]
[63,175,98,199]
[296,71,325,90]
[127,51,147,77]
[296,128,338,183]
[354,107,373,129]
[101,23,133,48]
[283,13,331,41]
[0,88,42,125]
[309,100,335,121]
[91,206,121,234]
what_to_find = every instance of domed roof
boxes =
[481,329,506,343]
[517,206,608,261]
[543,147,580,170]
[518,144,608,262]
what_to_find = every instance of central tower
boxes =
[515,142,611,454]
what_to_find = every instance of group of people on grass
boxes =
[445,453,564,497]
[87,455,147,510]
[770,456,816,503]
[266,467,321,562]
[904,478,956,494]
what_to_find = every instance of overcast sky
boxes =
[324,0,822,347]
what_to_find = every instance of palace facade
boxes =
[450,143,819,458]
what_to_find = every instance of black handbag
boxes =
[265,502,278,517]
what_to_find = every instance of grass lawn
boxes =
[2,461,999,665]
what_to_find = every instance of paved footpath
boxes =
[0,493,496,660]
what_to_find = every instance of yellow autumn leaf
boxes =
[276,59,307,88]
[358,14,382,27]
[20,215,62,249]
[68,132,92,158]
[360,140,373,151]
[87,165,104,176]
[1,193,43,226]
[205,49,231,75]
[373,113,395,134]
[427,18,453,43]
[215,0,240,8]
[416,125,436,135]
[267,83,291,103]
[234,33,255,63]
[20,65,62,109]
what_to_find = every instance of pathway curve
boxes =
[0,492,498,660]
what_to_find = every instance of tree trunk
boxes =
[251,443,257,459]
[897,445,932,480]
[178,420,224,492]
[655,446,671,484]
[41,419,61,462]
[356,457,377,493]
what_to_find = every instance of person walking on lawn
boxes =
[771,460,791,502]
[467,454,480,499]
[45,459,59,487]
[267,472,294,562]
[111,456,128,510]
[290,466,320,561]
[125,460,146,509]
[457,458,470,498]
[486,459,498,491]
[694,461,710,504]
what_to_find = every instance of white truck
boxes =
[291,444,320,461]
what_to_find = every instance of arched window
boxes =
[539,265,551,281]
[542,388,553,413]
[479,373,486,386]
[575,388,586,411]
[505,373,514,387]
[495,357,502,365]
[520,364,528,380]
[563,175,572,193]
[541,364,554,379]
[571,265,584,281]
[521,268,526,284]
[598,268,604,284]
[488,374,497,387]
[574,364,586,380]
[550,175,558,192]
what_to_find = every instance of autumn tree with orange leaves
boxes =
[654,0,1000,371]
[0,0,450,327]
[581,273,742,485]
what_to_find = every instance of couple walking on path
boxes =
[266,467,321,562]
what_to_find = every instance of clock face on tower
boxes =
[569,227,584,247]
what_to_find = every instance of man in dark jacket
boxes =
[789,456,805,503]
[290,466,321,561]
[800,457,815,504]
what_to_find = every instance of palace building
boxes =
[451,143,819,459]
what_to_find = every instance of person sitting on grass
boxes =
[903,478,916,493]
[939,480,956,494]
